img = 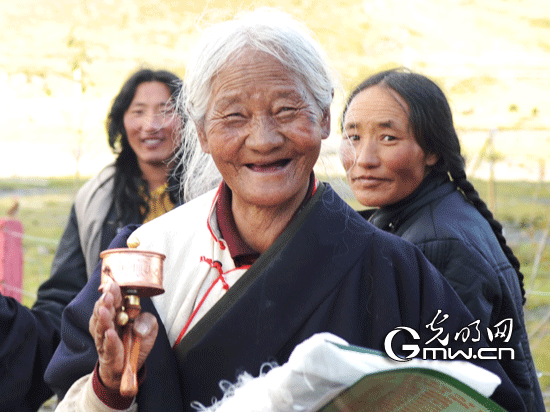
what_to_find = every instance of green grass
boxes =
[0,180,80,307]
[470,178,550,229]
[1,176,549,407]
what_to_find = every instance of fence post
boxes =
[0,219,23,301]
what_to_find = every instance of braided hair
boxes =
[341,68,526,304]
[106,69,183,226]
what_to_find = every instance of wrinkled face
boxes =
[123,81,179,170]
[198,49,330,210]
[340,85,438,208]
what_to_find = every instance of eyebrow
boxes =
[277,90,301,100]
[214,89,303,108]
[378,120,394,128]
[129,101,170,109]
[344,121,359,130]
[213,96,241,110]
[344,119,397,131]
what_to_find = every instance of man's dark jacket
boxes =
[0,295,59,411]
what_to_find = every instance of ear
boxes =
[425,152,439,167]
[197,124,210,154]
[320,108,331,140]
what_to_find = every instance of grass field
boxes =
[1,175,549,408]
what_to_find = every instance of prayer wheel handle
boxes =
[119,291,141,397]
[100,236,165,398]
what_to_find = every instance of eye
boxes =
[161,105,175,116]
[221,112,248,126]
[277,106,296,113]
[343,130,360,142]
[382,135,397,142]
[225,112,245,118]
[274,105,299,120]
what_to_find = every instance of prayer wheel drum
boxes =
[99,248,165,297]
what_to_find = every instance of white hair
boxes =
[176,8,337,202]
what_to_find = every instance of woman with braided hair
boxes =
[340,68,544,411]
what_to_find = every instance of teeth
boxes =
[250,161,289,172]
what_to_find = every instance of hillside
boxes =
[1,0,550,177]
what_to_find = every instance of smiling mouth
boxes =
[352,176,389,184]
[246,159,291,172]
[141,137,165,147]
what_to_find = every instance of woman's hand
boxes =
[89,280,159,392]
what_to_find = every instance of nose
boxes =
[245,116,284,152]
[143,111,162,132]
[356,139,380,169]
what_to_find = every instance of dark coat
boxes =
[0,294,60,412]
[32,162,183,330]
[45,184,527,411]
[361,173,544,411]
[32,202,135,330]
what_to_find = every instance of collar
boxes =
[139,182,176,224]
[216,181,259,266]
[215,173,317,266]
[367,172,452,232]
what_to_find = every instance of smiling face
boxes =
[340,85,438,208]
[198,49,330,210]
[123,81,179,171]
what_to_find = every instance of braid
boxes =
[451,168,527,305]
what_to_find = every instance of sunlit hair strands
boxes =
[176,8,338,202]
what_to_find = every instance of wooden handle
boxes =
[119,294,141,397]
[120,324,141,397]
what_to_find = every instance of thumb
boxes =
[133,313,159,371]
[133,313,158,338]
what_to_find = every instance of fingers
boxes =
[88,281,159,391]
[89,280,126,390]
[90,281,120,338]
[99,280,123,308]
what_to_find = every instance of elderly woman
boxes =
[45,10,526,412]
[340,69,543,411]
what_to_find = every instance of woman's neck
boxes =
[139,160,172,192]
[231,185,309,254]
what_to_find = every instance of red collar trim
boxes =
[206,183,226,250]
[216,182,258,260]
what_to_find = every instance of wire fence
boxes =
[2,215,549,320]
[2,209,550,299]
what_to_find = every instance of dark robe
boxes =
[45,183,526,411]
[0,294,59,412]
